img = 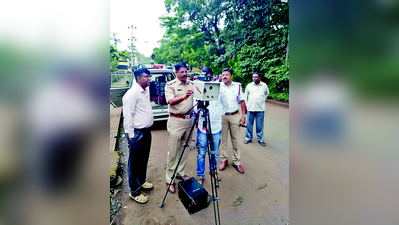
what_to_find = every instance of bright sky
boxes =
[110,0,170,57]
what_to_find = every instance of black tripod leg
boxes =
[204,110,221,225]
[159,113,199,208]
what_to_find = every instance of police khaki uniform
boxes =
[165,78,194,187]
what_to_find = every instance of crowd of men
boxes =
[122,62,269,204]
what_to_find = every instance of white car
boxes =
[110,69,176,121]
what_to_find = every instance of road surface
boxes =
[113,101,289,225]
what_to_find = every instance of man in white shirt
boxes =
[219,68,247,174]
[194,68,229,185]
[122,68,154,204]
[244,72,269,146]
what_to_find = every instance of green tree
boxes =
[155,0,289,102]
[135,52,152,64]
[110,45,131,72]
[110,45,118,72]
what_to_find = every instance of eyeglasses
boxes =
[141,75,151,78]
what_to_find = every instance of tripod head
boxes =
[197,100,210,110]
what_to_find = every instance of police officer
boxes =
[219,68,247,174]
[165,62,194,193]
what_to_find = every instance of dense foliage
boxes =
[135,52,152,65]
[110,45,131,72]
[153,0,289,102]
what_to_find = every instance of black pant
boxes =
[127,128,152,196]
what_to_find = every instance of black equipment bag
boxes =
[178,177,209,214]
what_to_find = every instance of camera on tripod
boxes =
[160,70,222,223]
[194,72,220,101]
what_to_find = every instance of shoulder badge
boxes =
[166,79,176,86]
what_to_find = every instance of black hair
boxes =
[134,68,151,81]
[222,68,233,75]
[202,67,213,76]
[174,62,188,72]
[253,72,262,78]
[191,73,199,81]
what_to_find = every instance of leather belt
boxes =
[225,110,239,116]
[135,127,151,131]
[170,113,192,119]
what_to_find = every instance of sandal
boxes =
[130,193,148,204]
[141,181,153,190]
[197,178,204,186]
[244,140,252,144]
[258,141,266,147]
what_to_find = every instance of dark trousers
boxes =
[127,128,152,196]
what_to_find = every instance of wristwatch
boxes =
[242,115,246,118]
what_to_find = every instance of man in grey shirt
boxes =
[244,72,269,146]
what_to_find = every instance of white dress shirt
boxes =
[220,81,245,113]
[122,83,154,138]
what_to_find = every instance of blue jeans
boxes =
[192,112,196,124]
[196,130,221,178]
[245,111,265,143]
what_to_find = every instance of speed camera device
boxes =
[194,80,220,101]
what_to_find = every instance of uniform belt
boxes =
[170,113,192,119]
[225,110,239,116]
[135,127,151,131]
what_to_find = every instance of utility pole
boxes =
[128,25,137,70]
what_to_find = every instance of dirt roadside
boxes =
[112,102,289,225]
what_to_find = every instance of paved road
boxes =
[114,101,289,225]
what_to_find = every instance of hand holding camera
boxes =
[186,89,194,98]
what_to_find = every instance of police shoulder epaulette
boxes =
[166,79,176,86]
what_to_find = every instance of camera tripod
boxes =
[159,101,221,225]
